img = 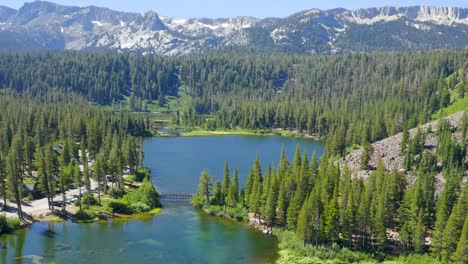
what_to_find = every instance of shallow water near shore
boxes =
[0,135,324,263]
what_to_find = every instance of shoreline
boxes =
[158,128,322,140]
[5,205,163,229]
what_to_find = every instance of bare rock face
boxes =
[143,11,167,31]
[345,6,468,25]
[339,111,467,194]
[0,1,467,55]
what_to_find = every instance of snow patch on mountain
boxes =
[344,6,468,25]
[0,2,466,55]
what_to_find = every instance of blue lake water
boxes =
[0,135,325,263]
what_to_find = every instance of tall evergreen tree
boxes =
[7,134,24,220]
[226,168,239,207]
[198,169,212,202]
[263,172,278,228]
[454,215,468,264]
[221,160,230,205]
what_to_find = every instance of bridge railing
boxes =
[159,194,193,200]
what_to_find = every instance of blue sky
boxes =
[2,1,468,18]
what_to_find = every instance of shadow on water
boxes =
[41,229,56,239]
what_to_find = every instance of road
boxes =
[2,179,98,218]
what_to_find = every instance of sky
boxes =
[2,0,468,18]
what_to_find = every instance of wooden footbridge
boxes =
[159,194,193,201]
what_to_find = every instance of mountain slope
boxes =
[0,1,467,55]
[340,111,466,194]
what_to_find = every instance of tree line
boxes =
[0,52,465,151]
[193,113,467,262]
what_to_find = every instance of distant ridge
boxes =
[0,1,467,55]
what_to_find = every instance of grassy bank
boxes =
[0,214,21,235]
[191,196,249,222]
[180,129,270,137]
[72,171,162,223]
[160,127,320,139]
[72,194,162,223]
[275,229,440,264]
[275,229,378,264]
[433,96,468,119]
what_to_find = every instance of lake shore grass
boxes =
[69,194,162,224]
[274,229,441,264]
[159,127,321,140]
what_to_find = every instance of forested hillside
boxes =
[0,53,179,104]
[0,51,466,152]
[193,112,467,263]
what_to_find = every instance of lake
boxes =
[144,135,325,194]
[0,135,324,264]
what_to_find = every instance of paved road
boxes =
[2,179,98,218]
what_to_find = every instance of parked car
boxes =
[52,201,64,207]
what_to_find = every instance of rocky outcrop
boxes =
[345,6,468,25]
[339,112,466,194]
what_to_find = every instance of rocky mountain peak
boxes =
[0,2,466,55]
[344,6,468,25]
[143,11,167,31]
[0,6,16,22]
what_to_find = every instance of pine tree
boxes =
[212,180,223,206]
[343,182,356,248]
[108,133,123,187]
[296,192,312,246]
[278,146,289,177]
[414,209,426,253]
[124,137,138,174]
[226,168,239,207]
[431,173,458,258]
[37,146,51,209]
[94,152,106,205]
[299,151,310,200]
[357,180,372,250]
[245,156,257,204]
[454,215,468,264]
[73,161,83,209]
[292,144,302,178]
[0,153,6,208]
[400,127,409,154]
[81,137,91,194]
[6,134,24,220]
[310,151,318,178]
[61,140,71,167]
[286,190,301,230]
[310,189,323,245]
[374,189,388,249]
[360,142,373,170]
[324,186,340,242]
[441,185,467,262]
[263,173,278,228]
[247,155,262,210]
[221,160,230,205]
[198,169,212,203]
[276,181,288,226]
[250,172,263,218]
[45,144,58,209]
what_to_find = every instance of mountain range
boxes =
[0,1,467,55]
